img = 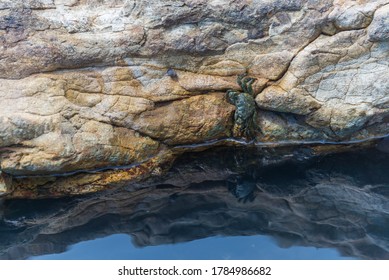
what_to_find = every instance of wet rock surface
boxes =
[1,0,389,191]
[1,145,389,260]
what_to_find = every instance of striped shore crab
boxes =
[226,75,258,139]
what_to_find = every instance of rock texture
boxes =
[1,0,389,195]
[1,146,389,260]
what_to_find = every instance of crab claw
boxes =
[226,89,239,104]
[237,74,246,90]
[237,75,257,95]
[242,77,257,96]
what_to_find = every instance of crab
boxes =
[226,75,258,139]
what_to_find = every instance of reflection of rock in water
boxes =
[228,176,257,203]
[377,136,389,153]
[1,146,389,259]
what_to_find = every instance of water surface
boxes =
[1,144,389,260]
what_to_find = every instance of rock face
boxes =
[1,147,389,260]
[1,0,389,195]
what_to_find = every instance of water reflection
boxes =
[1,145,389,259]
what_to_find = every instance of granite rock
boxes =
[1,0,389,195]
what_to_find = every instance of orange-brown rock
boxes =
[1,0,389,197]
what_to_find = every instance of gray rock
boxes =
[368,4,389,42]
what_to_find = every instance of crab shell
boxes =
[234,92,256,126]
